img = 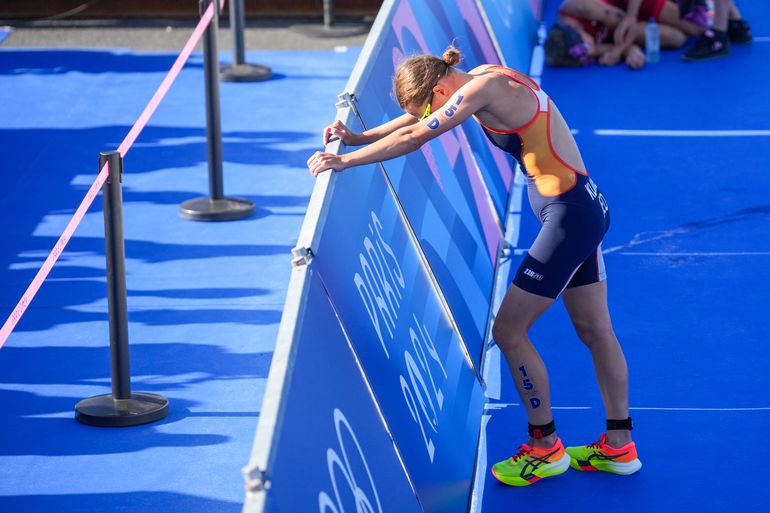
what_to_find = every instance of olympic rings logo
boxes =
[318,408,383,513]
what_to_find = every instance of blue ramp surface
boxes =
[0,47,359,512]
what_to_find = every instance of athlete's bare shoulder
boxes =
[469,63,501,75]
[466,65,517,102]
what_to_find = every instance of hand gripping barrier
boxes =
[242,1,540,512]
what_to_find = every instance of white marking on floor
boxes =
[485,404,770,412]
[481,402,770,412]
[603,228,688,254]
[484,402,519,410]
[630,407,770,411]
[594,129,770,137]
[619,252,770,256]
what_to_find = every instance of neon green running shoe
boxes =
[565,434,642,475]
[491,438,571,486]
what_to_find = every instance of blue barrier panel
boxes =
[310,144,485,513]
[477,0,539,71]
[242,266,424,513]
[344,0,517,367]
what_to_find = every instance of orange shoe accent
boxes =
[587,434,639,463]
[566,434,643,475]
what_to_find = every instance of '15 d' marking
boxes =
[427,95,464,130]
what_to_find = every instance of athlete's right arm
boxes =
[323,113,419,146]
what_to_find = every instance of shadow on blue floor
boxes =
[0,492,242,513]
[1,391,232,457]
[0,49,203,74]
[0,343,273,386]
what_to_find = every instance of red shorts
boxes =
[611,0,666,21]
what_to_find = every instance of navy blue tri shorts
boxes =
[513,176,610,299]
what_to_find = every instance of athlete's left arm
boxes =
[307,79,488,176]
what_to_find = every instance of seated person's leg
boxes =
[560,0,626,27]
[658,1,705,36]
[658,24,687,48]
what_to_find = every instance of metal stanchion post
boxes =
[291,0,369,38]
[220,0,272,82]
[180,0,255,221]
[75,152,169,427]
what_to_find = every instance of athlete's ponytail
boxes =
[393,45,464,109]
[442,46,462,67]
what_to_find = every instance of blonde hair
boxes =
[393,46,463,109]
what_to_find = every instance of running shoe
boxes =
[491,438,571,486]
[727,19,753,44]
[565,434,642,475]
[682,30,729,61]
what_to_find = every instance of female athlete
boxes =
[307,46,642,486]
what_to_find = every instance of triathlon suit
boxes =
[477,66,610,299]
[559,0,667,43]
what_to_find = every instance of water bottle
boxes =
[645,18,660,63]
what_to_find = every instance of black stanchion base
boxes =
[179,197,255,222]
[290,22,369,38]
[75,393,169,427]
[220,63,273,83]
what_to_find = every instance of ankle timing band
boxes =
[606,417,633,431]
[528,420,556,439]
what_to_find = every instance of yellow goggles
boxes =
[419,91,435,121]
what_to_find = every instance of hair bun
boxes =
[442,46,463,66]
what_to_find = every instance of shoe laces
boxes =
[511,445,532,462]
[587,434,607,449]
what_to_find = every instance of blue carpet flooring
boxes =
[0,46,359,512]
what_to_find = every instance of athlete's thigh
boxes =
[657,0,682,24]
[494,283,555,341]
[561,280,614,337]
